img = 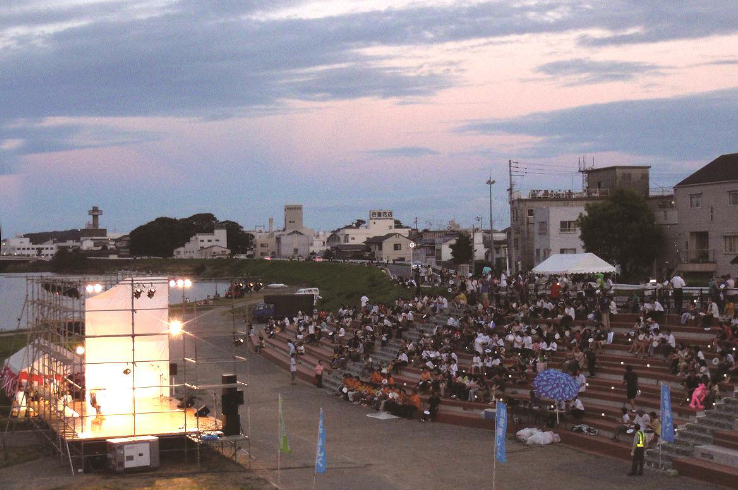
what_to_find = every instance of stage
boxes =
[35,396,222,442]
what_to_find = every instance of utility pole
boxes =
[414,216,419,231]
[508,159,514,273]
[486,175,495,270]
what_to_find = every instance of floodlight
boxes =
[184,279,192,288]
[76,346,85,355]
[147,287,156,299]
[85,285,94,293]
[169,320,183,336]
[234,338,245,346]
[169,279,177,288]
[133,287,143,299]
[93,283,103,293]
[176,279,184,288]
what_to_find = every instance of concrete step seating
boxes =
[258,309,738,486]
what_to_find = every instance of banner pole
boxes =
[492,443,497,490]
[277,394,281,486]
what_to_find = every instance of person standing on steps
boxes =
[290,353,298,385]
[628,423,646,476]
[622,365,639,412]
[314,360,324,388]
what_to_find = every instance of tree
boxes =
[450,232,473,265]
[129,213,251,257]
[323,248,335,260]
[51,248,88,272]
[577,189,665,282]
[219,220,253,255]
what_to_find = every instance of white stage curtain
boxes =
[85,278,170,417]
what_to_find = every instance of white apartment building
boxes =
[328,210,410,246]
[533,206,586,266]
[173,228,230,258]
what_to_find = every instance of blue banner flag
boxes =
[661,384,675,443]
[495,401,507,463]
[315,408,327,474]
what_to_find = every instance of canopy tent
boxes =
[531,253,616,275]
[1,339,81,397]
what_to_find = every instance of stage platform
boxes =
[35,397,222,443]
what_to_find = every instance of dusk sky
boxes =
[1,0,737,236]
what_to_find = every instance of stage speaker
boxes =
[195,405,210,417]
[221,412,241,436]
[169,363,178,376]
[222,373,237,395]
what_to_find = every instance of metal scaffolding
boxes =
[2,275,253,474]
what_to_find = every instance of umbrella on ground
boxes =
[532,369,579,402]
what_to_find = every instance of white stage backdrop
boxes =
[85,278,170,416]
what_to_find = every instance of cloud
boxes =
[459,88,738,161]
[364,146,440,158]
[534,58,664,85]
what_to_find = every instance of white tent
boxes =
[532,253,616,275]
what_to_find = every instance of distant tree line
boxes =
[129,213,253,257]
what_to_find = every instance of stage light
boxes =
[147,287,156,299]
[169,279,177,288]
[176,279,184,288]
[76,346,85,355]
[169,320,183,336]
[85,285,94,293]
[94,283,103,293]
[233,338,244,346]
[184,279,192,288]
[134,287,143,299]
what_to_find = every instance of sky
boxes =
[1,0,737,235]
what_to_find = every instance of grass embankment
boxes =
[194,260,412,312]
[5,258,413,314]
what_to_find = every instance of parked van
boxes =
[295,288,321,305]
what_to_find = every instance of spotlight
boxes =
[147,287,156,299]
[85,285,94,293]
[176,279,184,288]
[169,279,177,288]
[254,282,263,292]
[76,346,85,355]
[94,284,103,293]
[184,279,192,288]
[233,337,244,346]
[169,320,183,336]
[133,287,143,299]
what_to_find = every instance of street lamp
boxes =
[486,177,495,270]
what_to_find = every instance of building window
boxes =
[725,235,738,254]
[393,243,402,251]
[293,248,299,254]
[730,191,738,206]
[527,209,534,217]
[689,194,701,208]
[537,221,547,235]
[710,206,714,222]
[350,237,355,241]
[560,248,577,254]
[559,221,577,233]
[535,249,540,262]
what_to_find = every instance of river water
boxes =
[0,273,232,332]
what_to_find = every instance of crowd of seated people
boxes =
[271,269,738,428]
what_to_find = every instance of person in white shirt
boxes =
[360,295,369,308]
[670,274,686,312]
[570,396,585,419]
[523,333,533,352]
[575,371,587,393]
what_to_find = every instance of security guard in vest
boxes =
[628,423,646,476]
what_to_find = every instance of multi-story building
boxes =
[509,165,674,273]
[173,227,229,258]
[276,230,310,259]
[327,210,410,247]
[673,153,738,279]
[366,233,414,263]
[250,205,317,259]
[532,206,586,266]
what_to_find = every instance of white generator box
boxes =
[107,436,160,473]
